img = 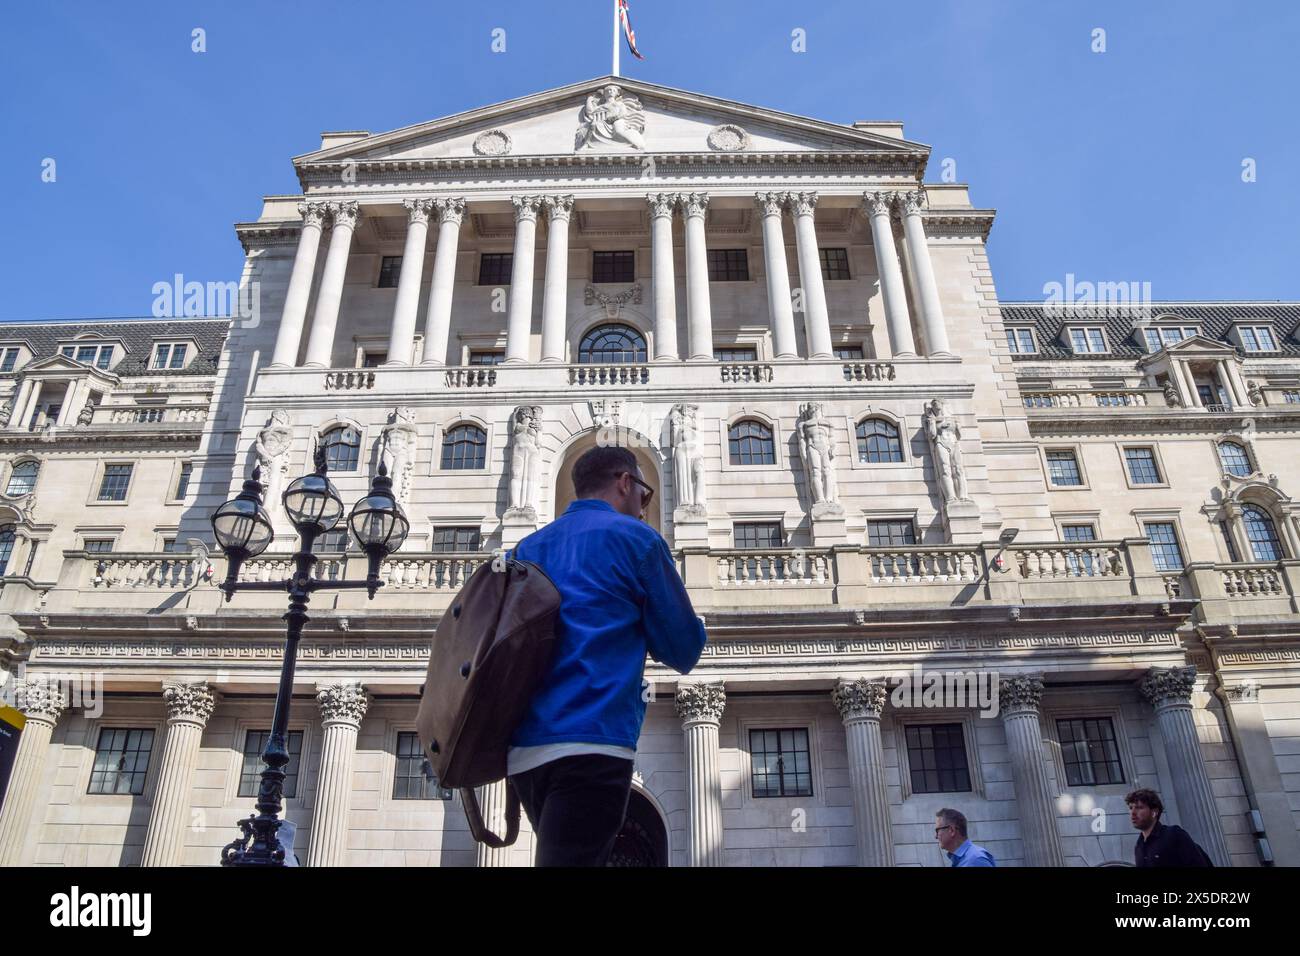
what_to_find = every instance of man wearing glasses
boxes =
[505,445,707,865]
[935,807,996,867]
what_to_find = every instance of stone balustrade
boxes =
[1022,388,1159,409]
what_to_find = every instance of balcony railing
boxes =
[1022,389,1157,409]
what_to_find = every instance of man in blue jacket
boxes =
[505,445,708,866]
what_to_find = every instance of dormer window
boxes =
[1141,326,1197,352]
[1068,327,1108,354]
[0,348,19,373]
[60,342,114,370]
[152,342,189,370]
[1005,328,1037,354]
[1235,325,1278,353]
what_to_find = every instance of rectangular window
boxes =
[477,253,513,285]
[431,526,481,552]
[175,462,192,500]
[1124,447,1162,484]
[76,345,98,364]
[97,463,133,501]
[867,520,916,547]
[83,539,115,553]
[314,528,348,552]
[904,723,971,794]
[153,345,171,369]
[0,348,17,372]
[592,250,635,283]
[733,521,783,549]
[169,344,186,369]
[1057,718,1125,786]
[1239,326,1277,352]
[1061,524,1097,542]
[749,728,812,797]
[135,408,164,423]
[1069,328,1107,353]
[239,730,304,798]
[1046,450,1083,486]
[1144,522,1185,571]
[1144,327,1197,351]
[394,731,453,800]
[1219,520,1240,563]
[1061,524,1098,574]
[88,727,154,795]
[61,346,75,358]
[706,248,749,282]
[819,248,850,280]
[1282,389,1300,405]
[361,351,387,368]
[713,347,758,362]
[833,345,865,360]
[1005,328,1037,353]
[96,348,112,370]
[468,350,504,366]
[378,255,402,288]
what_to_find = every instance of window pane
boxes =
[1243,506,1283,561]
[856,419,903,463]
[578,323,646,363]
[905,723,970,794]
[239,730,304,798]
[819,248,850,280]
[1046,450,1082,486]
[97,464,133,501]
[378,256,402,288]
[592,251,635,284]
[706,249,748,282]
[1087,329,1106,352]
[1124,448,1161,484]
[169,344,187,368]
[322,426,361,471]
[1217,442,1251,478]
[440,425,487,469]
[1144,522,1184,571]
[1056,718,1124,786]
[867,520,916,547]
[749,727,812,797]
[478,253,513,285]
[728,420,775,465]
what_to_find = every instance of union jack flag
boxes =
[618,0,645,60]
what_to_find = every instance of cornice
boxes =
[1026,407,1300,437]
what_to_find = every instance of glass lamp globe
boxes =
[281,472,344,535]
[349,463,410,557]
[211,474,274,558]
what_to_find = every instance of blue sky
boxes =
[2,0,1296,320]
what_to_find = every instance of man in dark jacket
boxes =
[1127,788,1214,867]
[505,445,707,866]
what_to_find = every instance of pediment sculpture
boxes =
[575,84,646,150]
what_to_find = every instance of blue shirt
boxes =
[506,499,707,750]
[948,839,996,867]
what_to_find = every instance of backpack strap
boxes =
[460,784,521,848]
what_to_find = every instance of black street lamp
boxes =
[214,445,408,866]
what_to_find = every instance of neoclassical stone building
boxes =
[1,76,1297,867]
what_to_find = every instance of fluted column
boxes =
[1140,666,1231,866]
[0,681,66,866]
[787,191,834,359]
[474,780,514,867]
[54,380,80,427]
[832,678,894,867]
[647,193,680,361]
[420,198,466,366]
[140,681,217,867]
[680,193,714,360]
[271,201,329,367]
[18,381,42,432]
[307,681,370,867]
[675,681,726,866]
[999,675,1065,866]
[7,378,34,431]
[539,195,574,363]
[1180,361,1203,407]
[302,201,360,368]
[755,192,798,358]
[899,190,952,356]
[863,192,916,358]
[383,199,433,366]
[1214,360,1238,408]
[504,196,542,364]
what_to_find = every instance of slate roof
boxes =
[999,302,1300,360]
[0,318,230,377]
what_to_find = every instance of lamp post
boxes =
[213,445,409,866]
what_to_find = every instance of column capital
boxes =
[544,194,575,222]
[316,680,371,726]
[754,191,786,218]
[512,195,543,222]
[434,197,466,225]
[402,198,434,225]
[832,677,888,721]
[862,190,897,217]
[674,681,726,723]
[1140,665,1197,708]
[161,680,217,727]
[785,190,819,217]
[328,200,360,229]
[14,678,67,725]
[678,191,710,219]
[899,189,928,215]
[297,201,330,227]
[998,673,1045,716]
[647,192,679,219]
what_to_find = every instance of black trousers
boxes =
[507,754,634,867]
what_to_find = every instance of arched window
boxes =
[1242,505,1284,561]
[578,324,647,363]
[1217,441,1252,478]
[728,419,775,465]
[320,426,361,472]
[856,419,904,463]
[0,524,14,576]
[5,460,39,496]
[441,424,487,470]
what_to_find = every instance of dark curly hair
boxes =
[1125,788,1164,820]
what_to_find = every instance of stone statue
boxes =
[506,405,542,518]
[1247,380,1263,407]
[254,408,293,521]
[670,403,707,516]
[797,402,841,514]
[924,398,969,503]
[575,84,646,150]
[77,400,95,426]
[380,406,418,510]
[1163,381,1182,408]
[0,398,11,428]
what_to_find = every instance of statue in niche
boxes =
[77,400,96,426]
[506,405,543,518]
[924,398,970,503]
[254,408,293,521]
[380,406,418,510]
[796,402,841,515]
[670,403,706,516]
[575,84,646,150]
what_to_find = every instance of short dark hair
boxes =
[935,807,968,838]
[572,445,638,498]
[1125,788,1164,819]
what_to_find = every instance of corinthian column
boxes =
[675,681,726,866]
[270,201,329,368]
[998,675,1065,866]
[384,199,433,366]
[679,193,714,360]
[141,681,218,867]
[898,190,952,356]
[862,192,916,358]
[0,681,66,866]
[787,191,834,358]
[1140,666,1231,866]
[504,196,542,364]
[303,201,361,368]
[539,195,574,363]
[421,198,466,366]
[832,678,894,866]
[307,681,370,867]
[647,193,680,361]
[755,192,797,358]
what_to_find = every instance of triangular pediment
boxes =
[22,354,88,373]
[1163,335,1238,355]
[295,76,926,165]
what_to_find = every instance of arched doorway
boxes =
[607,789,669,867]
[552,428,664,534]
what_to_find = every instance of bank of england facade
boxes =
[1,77,1298,867]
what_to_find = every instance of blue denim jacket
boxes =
[506,499,707,749]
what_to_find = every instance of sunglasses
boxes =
[616,471,655,508]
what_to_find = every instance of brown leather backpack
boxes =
[415,556,561,848]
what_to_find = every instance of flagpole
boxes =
[612,0,620,76]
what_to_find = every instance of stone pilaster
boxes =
[831,678,894,866]
[998,674,1065,866]
[675,681,726,866]
[0,681,67,865]
[306,681,369,867]
[140,681,218,867]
